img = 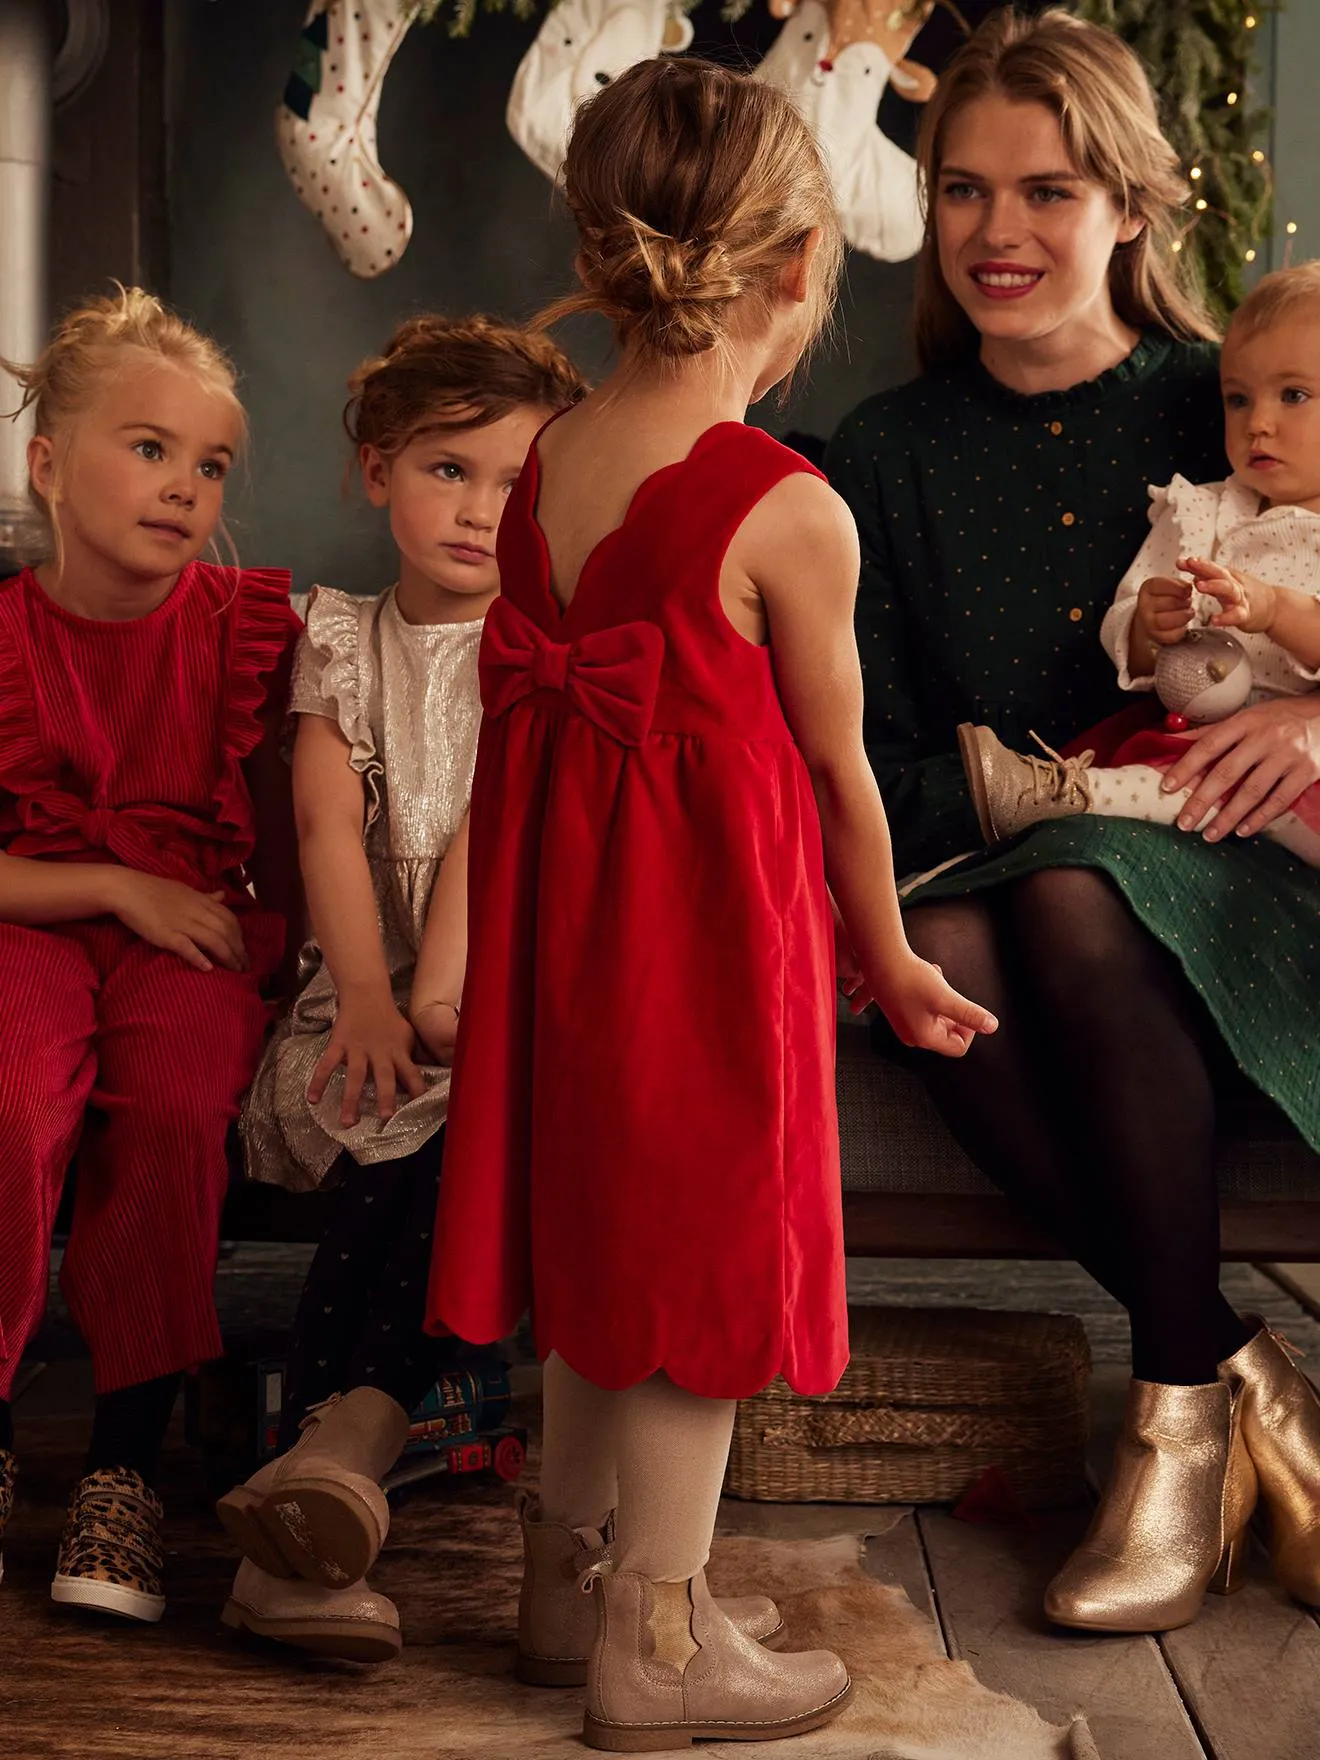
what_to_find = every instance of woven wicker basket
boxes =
[725,1307,1091,1509]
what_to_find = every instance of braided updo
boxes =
[544,58,843,361]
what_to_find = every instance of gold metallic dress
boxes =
[240,585,483,1191]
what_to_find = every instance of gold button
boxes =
[1050,420,1063,436]
[1061,511,1076,526]
[1069,607,1083,622]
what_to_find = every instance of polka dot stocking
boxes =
[275,0,415,279]
[279,1134,448,1448]
[1086,762,1320,867]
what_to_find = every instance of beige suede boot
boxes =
[216,1388,410,1589]
[221,1556,402,1663]
[580,1564,851,1751]
[958,722,1094,847]
[515,1495,785,1688]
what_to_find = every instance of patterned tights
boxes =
[279,1134,449,1448]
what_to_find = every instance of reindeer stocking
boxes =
[276,0,416,279]
[755,0,936,262]
[507,0,693,184]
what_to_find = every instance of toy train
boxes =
[187,1336,527,1495]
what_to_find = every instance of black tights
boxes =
[902,868,1253,1386]
[279,1133,450,1450]
[0,1375,182,1484]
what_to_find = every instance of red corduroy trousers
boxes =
[0,918,268,1397]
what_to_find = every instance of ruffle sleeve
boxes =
[1157,473,1224,560]
[208,564,302,866]
[0,574,52,815]
[1100,477,1227,692]
[292,584,386,828]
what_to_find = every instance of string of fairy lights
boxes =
[1162,7,1294,284]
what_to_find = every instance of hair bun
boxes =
[537,59,842,363]
[579,215,744,356]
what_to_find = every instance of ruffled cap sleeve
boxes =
[292,585,385,827]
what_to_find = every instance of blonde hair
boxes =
[913,7,1218,372]
[3,284,245,568]
[345,312,586,460]
[1228,261,1320,346]
[539,57,843,365]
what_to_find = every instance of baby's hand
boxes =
[875,954,998,1059]
[411,999,460,1068]
[1179,555,1277,636]
[1136,573,1195,646]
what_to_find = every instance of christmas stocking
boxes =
[754,0,932,262]
[276,0,416,279]
[507,0,693,184]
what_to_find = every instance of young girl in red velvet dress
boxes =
[0,289,300,1624]
[424,59,996,1753]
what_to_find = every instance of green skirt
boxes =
[907,818,1320,1151]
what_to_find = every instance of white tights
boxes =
[1087,763,1320,866]
[537,1352,736,1582]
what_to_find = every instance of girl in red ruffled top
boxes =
[0,288,301,1625]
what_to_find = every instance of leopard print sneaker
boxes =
[0,1450,16,1587]
[51,1467,166,1622]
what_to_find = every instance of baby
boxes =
[961,260,1320,867]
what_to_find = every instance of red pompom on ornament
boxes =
[1164,712,1189,733]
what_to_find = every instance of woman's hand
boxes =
[411,999,460,1068]
[1161,695,1320,839]
[307,983,426,1126]
[873,953,998,1058]
[107,871,249,973]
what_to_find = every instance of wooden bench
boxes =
[219,1017,1320,1260]
[836,1019,1320,1261]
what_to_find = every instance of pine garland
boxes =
[1074,0,1274,318]
[402,0,1272,315]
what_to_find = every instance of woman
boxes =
[827,7,1320,1634]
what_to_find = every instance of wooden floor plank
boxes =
[918,1507,1207,1760]
[1158,1557,1320,1760]
[717,1500,944,1649]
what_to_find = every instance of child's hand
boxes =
[308,985,426,1126]
[1136,573,1196,646]
[411,999,460,1067]
[107,870,249,973]
[1180,554,1277,636]
[830,892,874,1013]
[874,954,998,1058]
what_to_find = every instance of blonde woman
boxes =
[828,6,1320,1636]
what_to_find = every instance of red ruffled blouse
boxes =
[0,563,300,906]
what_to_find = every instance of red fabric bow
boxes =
[480,596,664,747]
[13,787,230,881]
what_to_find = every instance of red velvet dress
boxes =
[426,423,849,1400]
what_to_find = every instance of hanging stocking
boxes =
[276,0,416,279]
[754,0,936,263]
[507,0,693,185]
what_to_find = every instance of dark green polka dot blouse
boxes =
[827,332,1320,1149]
[827,332,1223,876]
